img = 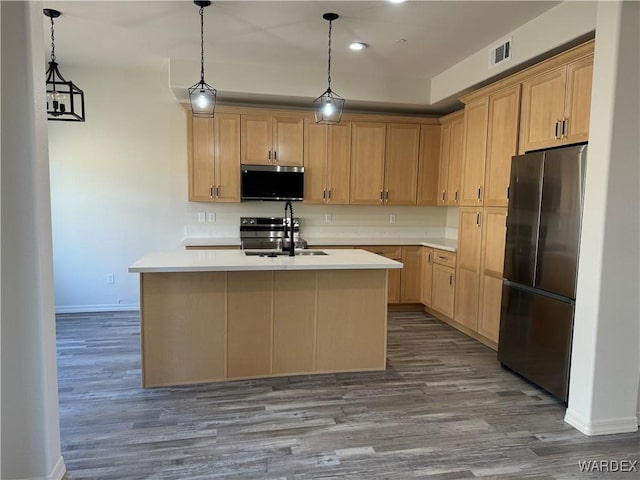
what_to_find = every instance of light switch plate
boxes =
[389,214,396,224]
[208,212,216,222]
[325,214,333,223]
[197,212,206,223]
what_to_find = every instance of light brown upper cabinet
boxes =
[349,122,386,205]
[303,120,351,204]
[350,122,420,205]
[519,54,593,153]
[188,113,241,202]
[437,110,464,206]
[483,85,521,207]
[417,125,441,205]
[384,123,421,205]
[241,113,304,166]
[460,99,489,206]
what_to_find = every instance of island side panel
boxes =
[316,269,388,372]
[140,272,227,387]
[272,271,318,374]
[227,271,273,378]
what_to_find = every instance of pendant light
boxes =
[189,0,217,118]
[313,13,345,124]
[43,9,85,122]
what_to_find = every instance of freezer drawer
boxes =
[497,281,574,402]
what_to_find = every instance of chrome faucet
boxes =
[283,201,295,257]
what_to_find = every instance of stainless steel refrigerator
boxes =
[498,144,587,402]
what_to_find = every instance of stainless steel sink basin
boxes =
[244,250,328,257]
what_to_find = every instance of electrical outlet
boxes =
[389,214,396,224]
[208,212,216,222]
[107,273,115,284]
[325,213,333,223]
[197,212,206,223]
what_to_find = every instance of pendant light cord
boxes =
[49,16,56,62]
[199,5,205,82]
[327,19,332,91]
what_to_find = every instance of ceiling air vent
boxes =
[489,38,511,69]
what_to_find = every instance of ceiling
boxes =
[42,1,561,113]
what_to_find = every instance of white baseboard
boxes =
[12,456,65,480]
[565,409,639,436]
[55,303,139,314]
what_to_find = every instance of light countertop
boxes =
[129,249,403,273]
[182,236,457,252]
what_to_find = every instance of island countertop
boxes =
[129,248,403,273]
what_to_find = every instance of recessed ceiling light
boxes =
[349,42,367,51]
[389,0,406,4]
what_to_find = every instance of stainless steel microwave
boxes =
[240,164,304,201]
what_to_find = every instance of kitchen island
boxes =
[129,249,402,387]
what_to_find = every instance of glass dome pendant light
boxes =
[43,8,85,122]
[188,0,217,117]
[313,13,345,124]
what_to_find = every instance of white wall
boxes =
[564,0,639,436]
[430,1,597,104]
[1,2,65,479]
[48,68,450,312]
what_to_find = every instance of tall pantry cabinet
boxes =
[454,84,520,344]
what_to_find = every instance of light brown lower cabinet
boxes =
[140,269,388,387]
[422,249,456,318]
[400,246,422,303]
[419,247,434,305]
[477,208,508,342]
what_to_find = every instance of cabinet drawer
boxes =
[358,245,402,260]
[433,249,456,267]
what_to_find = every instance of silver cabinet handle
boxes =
[561,118,567,139]
[216,186,221,197]
[442,191,446,202]
[328,189,332,200]
[428,253,432,264]
[454,191,458,202]
[322,189,326,200]
[380,190,384,202]
[449,274,454,286]
[268,150,272,160]
[476,212,481,226]
[555,120,560,139]
[274,150,278,162]
[210,186,214,198]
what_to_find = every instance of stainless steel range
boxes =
[240,217,307,250]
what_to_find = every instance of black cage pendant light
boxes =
[313,13,345,124]
[43,9,85,122]
[189,0,217,117]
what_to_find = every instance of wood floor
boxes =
[56,311,639,479]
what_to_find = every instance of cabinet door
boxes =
[563,56,593,145]
[484,85,521,207]
[303,121,328,204]
[273,115,304,166]
[400,246,422,303]
[460,98,489,206]
[241,114,272,165]
[384,123,420,205]
[520,67,566,153]
[326,122,351,204]
[388,268,401,304]
[454,208,483,330]
[214,113,241,202]
[432,264,455,318]
[420,247,434,306]
[350,122,386,205]
[189,116,215,202]
[273,271,316,374]
[478,208,507,343]
[446,114,465,205]
[437,120,451,206]
[227,271,273,378]
[417,125,441,205]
